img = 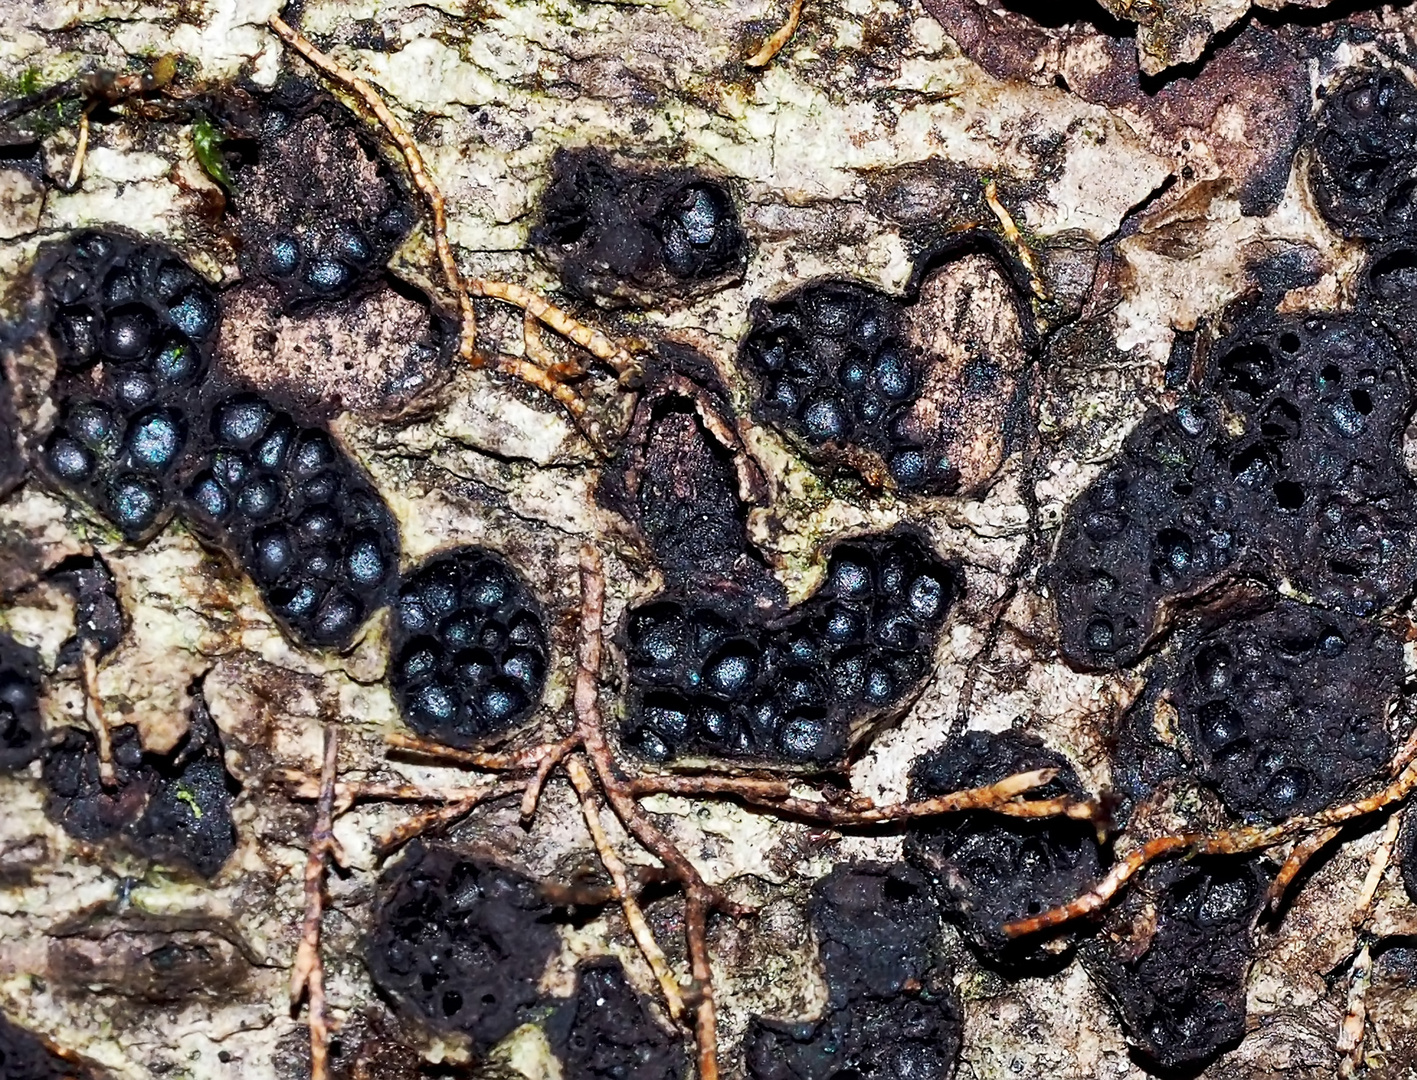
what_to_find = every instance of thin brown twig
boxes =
[267,14,476,362]
[685,897,719,1080]
[745,0,806,68]
[1268,826,1342,911]
[983,180,1046,299]
[1354,811,1402,927]
[1007,754,1417,938]
[276,771,502,816]
[469,278,639,379]
[524,311,586,380]
[630,768,1099,824]
[574,545,728,1080]
[1337,943,1372,1080]
[266,12,634,436]
[63,104,93,192]
[565,753,686,1019]
[384,730,568,771]
[373,780,525,856]
[290,725,340,1080]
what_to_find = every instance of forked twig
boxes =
[1007,756,1417,938]
[290,726,341,1080]
[267,14,476,362]
[565,753,686,1020]
[266,13,640,438]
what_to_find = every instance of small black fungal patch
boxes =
[1052,313,1417,670]
[1362,240,1417,358]
[50,553,125,663]
[0,633,42,772]
[531,148,747,307]
[364,843,560,1049]
[0,360,21,498]
[743,863,962,1080]
[41,693,239,877]
[36,229,219,541]
[226,83,413,312]
[1309,69,1417,239]
[903,730,1102,963]
[621,530,959,767]
[738,235,1035,496]
[547,959,687,1080]
[1083,857,1270,1070]
[1144,603,1399,822]
[1399,808,1417,906]
[0,1011,92,1080]
[182,391,400,650]
[598,347,783,605]
[741,280,943,489]
[389,547,549,749]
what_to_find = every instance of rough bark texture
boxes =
[3,1,1417,1079]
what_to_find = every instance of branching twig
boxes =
[266,13,640,439]
[566,753,686,1020]
[267,14,476,363]
[290,725,341,1080]
[373,781,526,856]
[1007,756,1417,938]
[574,546,728,1080]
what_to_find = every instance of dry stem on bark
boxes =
[290,725,340,1080]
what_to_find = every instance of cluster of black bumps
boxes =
[226,82,413,311]
[1052,313,1417,669]
[623,531,958,765]
[0,634,42,772]
[737,237,1035,495]
[904,731,1102,963]
[33,229,401,650]
[1310,70,1417,239]
[745,863,962,1080]
[389,547,549,749]
[1119,603,1402,822]
[39,230,220,541]
[42,692,239,877]
[364,844,560,1048]
[1083,858,1270,1068]
[741,280,953,491]
[184,392,399,647]
[533,149,747,306]
[549,959,687,1080]
[1035,69,1417,1066]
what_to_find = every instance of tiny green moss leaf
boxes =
[192,115,231,189]
[175,785,204,819]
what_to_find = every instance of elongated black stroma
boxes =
[182,391,400,650]
[532,148,747,306]
[622,530,959,767]
[37,229,220,541]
